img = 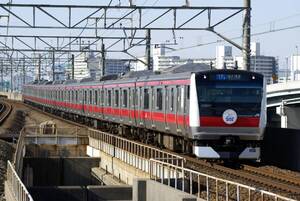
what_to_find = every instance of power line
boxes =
[168,23,300,53]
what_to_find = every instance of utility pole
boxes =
[71,54,75,80]
[146,29,151,70]
[0,60,3,91]
[38,54,41,82]
[242,0,251,71]
[52,51,55,81]
[101,43,105,77]
[0,61,3,91]
[23,56,26,85]
[10,58,13,92]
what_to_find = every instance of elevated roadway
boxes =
[267,81,300,129]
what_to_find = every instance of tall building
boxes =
[152,44,191,71]
[70,50,101,80]
[235,55,278,84]
[215,46,234,69]
[103,59,130,75]
[130,57,152,71]
[291,55,300,80]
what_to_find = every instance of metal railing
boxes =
[14,128,26,176]
[23,126,87,136]
[89,129,185,173]
[149,159,297,201]
[6,161,34,201]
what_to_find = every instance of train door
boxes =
[113,88,120,122]
[184,85,190,135]
[129,87,136,126]
[176,86,185,134]
[153,86,165,132]
[144,87,152,129]
[166,86,176,134]
[137,87,144,127]
[99,88,104,120]
[89,89,93,117]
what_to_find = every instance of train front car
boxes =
[189,70,266,160]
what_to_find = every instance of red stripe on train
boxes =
[200,116,259,127]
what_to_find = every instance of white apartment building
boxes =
[291,55,300,81]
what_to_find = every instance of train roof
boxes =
[25,63,263,87]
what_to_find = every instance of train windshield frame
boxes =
[195,72,264,116]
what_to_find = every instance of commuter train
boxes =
[23,65,266,159]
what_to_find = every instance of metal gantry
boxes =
[0,1,251,91]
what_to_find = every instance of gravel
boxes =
[0,140,14,201]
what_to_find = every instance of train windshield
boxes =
[198,82,262,103]
[196,72,263,116]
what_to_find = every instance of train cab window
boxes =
[123,89,128,108]
[156,88,163,111]
[115,90,119,107]
[95,90,98,105]
[108,90,112,106]
[144,89,149,110]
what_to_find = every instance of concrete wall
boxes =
[26,144,87,158]
[0,92,22,101]
[286,107,300,129]
[89,146,149,185]
[28,185,132,201]
[132,179,203,201]
[23,157,101,186]
[262,127,300,171]
[88,186,132,201]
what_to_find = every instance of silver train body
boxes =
[23,68,266,159]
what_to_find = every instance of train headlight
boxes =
[252,75,256,80]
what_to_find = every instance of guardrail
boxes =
[6,161,34,201]
[149,159,297,201]
[23,126,87,136]
[89,129,185,173]
[14,128,26,176]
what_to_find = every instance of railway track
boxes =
[185,157,300,199]
[20,101,300,200]
[0,101,12,125]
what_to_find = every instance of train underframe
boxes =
[25,100,261,160]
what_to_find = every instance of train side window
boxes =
[144,88,149,109]
[187,85,190,100]
[84,90,87,103]
[181,86,185,112]
[123,89,128,108]
[115,90,119,107]
[101,89,104,106]
[75,91,78,102]
[170,88,174,112]
[177,87,181,113]
[89,90,92,104]
[108,90,112,106]
[156,88,163,111]
[95,90,98,105]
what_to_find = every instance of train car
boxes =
[23,66,266,160]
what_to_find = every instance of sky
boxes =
[0,0,300,68]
